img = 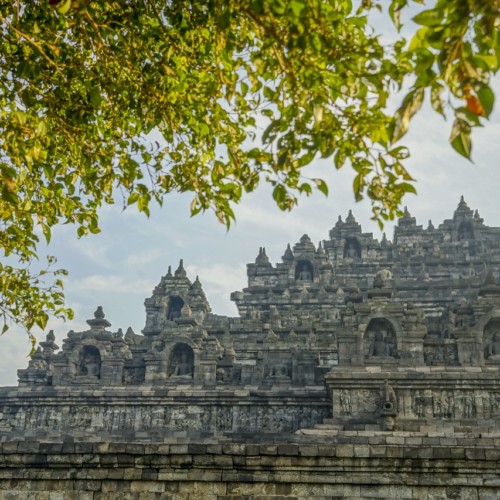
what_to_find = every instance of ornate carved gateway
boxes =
[1,198,500,498]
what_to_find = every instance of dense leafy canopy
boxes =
[0,0,498,341]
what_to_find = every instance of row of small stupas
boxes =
[11,197,500,435]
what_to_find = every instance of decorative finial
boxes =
[87,306,111,331]
[457,195,468,209]
[175,259,187,278]
[282,243,294,261]
[256,246,270,265]
[94,306,105,319]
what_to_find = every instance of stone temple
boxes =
[1,197,500,498]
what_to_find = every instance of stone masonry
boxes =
[1,197,500,498]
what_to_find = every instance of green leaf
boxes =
[474,54,498,71]
[35,312,48,330]
[389,0,406,30]
[288,0,306,19]
[273,184,287,204]
[313,178,329,196]
[398,182,417,195]
[430,84,445,116]
[412,9,442,27]
[56,0,72,15]
[392,88,425,142]
[127,193,139,205]
[137,195,150,216]
[450,119,472,160]
[408,26,429,51]
[89,87,102,108]
[477,85,495,117]
[217,7,231,30]
[353,174,364,201]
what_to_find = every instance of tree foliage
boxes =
[0,0,498,340]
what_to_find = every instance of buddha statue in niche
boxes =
[486,331,500,360]
[80,348,101,378]
[170,350,194,379]
[367,327,396,358]
[296,261,313,281]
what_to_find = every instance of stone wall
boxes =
[0,386,330,438]
[0,434,499,499]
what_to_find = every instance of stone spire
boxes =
[398,206,416,227]
[39,329,58,353]
[175,259,187,278]
[86,306,111,332]
[300,234,312,245]
[255,247,270,265]
[345,210,356,224]
[281,244,294,262]
[189,275,207,302]
[473,209,483,223]
[453,195,474,220]
[293,234,315,254]
[316,241,325,255]
[191,275,202,290]
[380,232,389,247]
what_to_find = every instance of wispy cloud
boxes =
[125,248,164,267]
[72,274,153,295]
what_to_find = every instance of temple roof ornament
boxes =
[255,246,270,265]
[345,210,356,224]
[282,243,294,262]
[86,306,111,331]
[174,259,187,278]
[453,195,474,220]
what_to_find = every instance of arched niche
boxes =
[295,260,314,282]
[364,318,397,358]
[458,221,474,241]
[79,345,101,378]
[167,296,184,321]
[168,343,194,379]
[344,237,361,259]
[483,319,500,360]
